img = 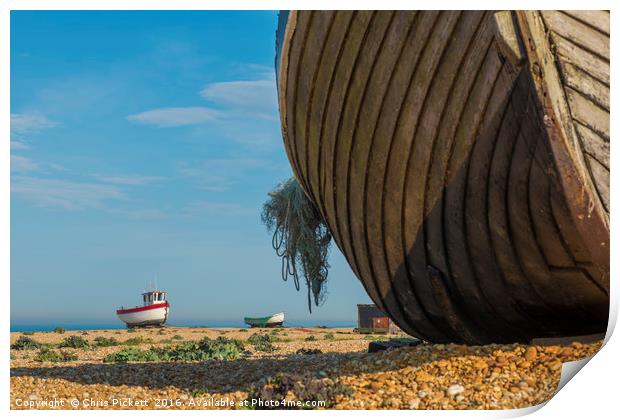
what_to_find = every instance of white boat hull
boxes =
[244,312,285,327]
[116,303,169,328]
[268,312,285,324]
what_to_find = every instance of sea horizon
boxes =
[10,320,358,332]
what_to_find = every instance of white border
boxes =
[3,2,617,419]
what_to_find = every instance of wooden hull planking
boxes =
[276,11,609,344]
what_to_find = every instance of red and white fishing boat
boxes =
[116,290,170,328]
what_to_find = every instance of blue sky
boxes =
[10,11,372,328]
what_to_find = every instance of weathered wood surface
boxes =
[276,11,609,344]
[541,10,610,214]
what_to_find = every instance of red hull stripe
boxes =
[116,302,169,315]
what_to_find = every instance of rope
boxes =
[261,177,332,313]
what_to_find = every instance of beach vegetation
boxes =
[22,331,34,336]
[11,336,45,350]
[122,336,154,346]
[93,336,120,347]
[305,335,317,342]
[363,335,388,341]
[324,333,335,340]
[34,348,77,362]
[103,337,245,363]
[59,335,90,348]
[172,334,183,340]
[247,333,276,352]
[103,347,160,363]
[53,327,65,334]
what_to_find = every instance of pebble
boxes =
[415,371,434,382]
[408,398,420,409]
[10,329,602,410]
[474,360,488,370]
[524,347,537,361]
[447,384,465,396]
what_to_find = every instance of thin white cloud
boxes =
[10,113,57,152]
[10,140,29,150]
[11,176,125,210]
[11,156,40,173]
[108,208,168,220]
[10,113,58,134]
[94,175,165,186]
[126,107,221,128]
[200,79,278,118]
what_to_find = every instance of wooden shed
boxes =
[357,304,401,334]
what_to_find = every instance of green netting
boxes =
[261,177,332,312]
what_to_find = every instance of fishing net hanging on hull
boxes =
[261,177,332,312]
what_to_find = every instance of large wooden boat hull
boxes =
[276,11,609,344]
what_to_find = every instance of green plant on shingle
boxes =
[53,327,65,334]
[363,335,388,341]
[34,348,77,362]
[11,336,44,350]
[22,331,34,336]
[247,334,276,352]
[103,337,246,363]
[103,347,160,363]
[93,336,119,347]
[59,335,89,348]
[196,337,245,360]
[324,333,335,340]
[304,335,317,342]
[122,336,154,346]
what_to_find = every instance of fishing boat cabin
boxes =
[142,290,167,305]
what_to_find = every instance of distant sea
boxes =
[11,320,357,332]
